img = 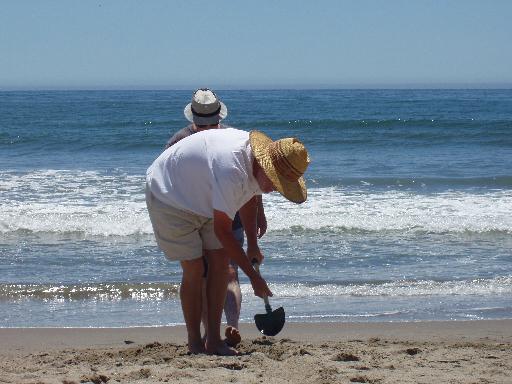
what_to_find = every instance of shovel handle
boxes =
[252,260,273,312]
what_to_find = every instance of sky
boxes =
[1,0,511,90]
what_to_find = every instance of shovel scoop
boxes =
[253,262,285,336]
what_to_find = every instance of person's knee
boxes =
[204,249,229,272]
[226,265,238,282]
[180,258,205,282]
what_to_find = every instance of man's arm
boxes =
[256,195,267,238]
[238,196,264,264]
[213,209,272,298]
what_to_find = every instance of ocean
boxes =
[1,89,511,327]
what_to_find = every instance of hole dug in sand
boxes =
[404,348,421,356]
[332,352,361,362]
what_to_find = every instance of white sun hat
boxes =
[184,88,228,125]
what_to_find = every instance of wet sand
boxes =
[1,320,511,383]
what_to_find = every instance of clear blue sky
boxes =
[1,0,511,90]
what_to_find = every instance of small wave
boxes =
[0,169,150,236]
[0,282,180,301]
[287,310,406,320]
[241,276,512,298]
[333,176,512,188]
[1,170,512,236]
[4,277,509,302]
[263,187,512,234]
[463,306,512,314]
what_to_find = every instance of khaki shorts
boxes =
[145,185,222,261]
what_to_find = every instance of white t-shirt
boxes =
[146,128,262,219]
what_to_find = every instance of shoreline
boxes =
[2,319,511,354]
[1,320,511,383]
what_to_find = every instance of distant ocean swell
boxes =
[2,118,511,149]
[224,118,511,131]
[2,276,510,302]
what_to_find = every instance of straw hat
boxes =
[250,130,310,203]
[184,88,227,125]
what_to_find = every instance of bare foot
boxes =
[187,341,206,354]
[225,326,241,347]
[205,340,240,356]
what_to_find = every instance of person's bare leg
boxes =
[224,264,242,347]
[179,258,205,354]
[204,249,238,355]
[224,265,241,328]
[200,254,208,343]
[201,276,208,342]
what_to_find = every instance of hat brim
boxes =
[250,130,307,204]
[184,102,228,124]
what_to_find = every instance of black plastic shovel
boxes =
[252,262,285,336]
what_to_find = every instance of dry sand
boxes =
[1,320,511,383]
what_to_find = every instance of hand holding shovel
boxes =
[252,261,286,337]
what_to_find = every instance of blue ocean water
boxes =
[1,89,511,327]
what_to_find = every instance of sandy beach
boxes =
[1,320,510,383]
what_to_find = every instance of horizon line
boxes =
[1,84,512,92]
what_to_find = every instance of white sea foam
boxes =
[2,276,510,301]
[1,200,150,236]
[0,170,149,236]
[1,170,512,236]
[263,187,512,234]
[242,276,512,297]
